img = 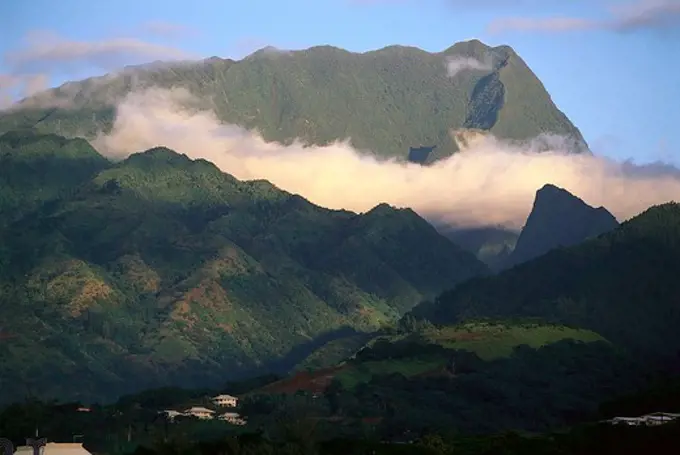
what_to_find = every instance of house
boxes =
[212,394,238,407]
[15,443,93,455]
[643,412,680,425]
[218,412,247,425]
[608,412,680,426]
[183,407,215,420]
[610,416,646,426]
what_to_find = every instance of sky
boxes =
[1,0,679,164]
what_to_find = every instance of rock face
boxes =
[505,184,619,267]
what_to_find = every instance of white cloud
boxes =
[446,56,493,78]
[488,0,680,34]
[92,88,680,231]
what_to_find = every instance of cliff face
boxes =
[505,184,619,267]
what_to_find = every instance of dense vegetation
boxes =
[411,202,680,366]
[0,128,109,225]
[1,344,675,455]
[246,338,650,433]
[0,40,586,161]
[0,129,487,404]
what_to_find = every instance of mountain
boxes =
[0,128,109,225]
[409,202,680,364]
[0,40,586,161]
[0,129,488,404]
[504,184,619,267]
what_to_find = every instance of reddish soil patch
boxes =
[257,365,349,395]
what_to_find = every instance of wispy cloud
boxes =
[488,0,680,34]
[5,31,194,74]
[0,71,49,109]
[611,0,680,31]
[0,31,195,108]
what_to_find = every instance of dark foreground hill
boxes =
[410,202,680,364]
[0,40,586,161]
[0,129,488,404]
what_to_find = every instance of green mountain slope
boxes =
[0,130,488,404]
[409,202,680,363]
[0,129,110,225]
[0,40,585,160]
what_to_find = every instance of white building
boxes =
[608,412,680,426]
[643,412,680,425]
[212,394,238,407]
[183,406,215,420]
[218,412,247,425]
[15,443,93,455]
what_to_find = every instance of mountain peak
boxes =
[536,183,573,199]
[444,39,492,53]
[505,184,619,267]
[533,184,610,214]
[123,147,192,167]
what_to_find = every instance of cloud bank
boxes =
[93,88,680,231]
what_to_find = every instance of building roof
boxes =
[221,412,240,417]
[15,443,92,455]
[646,412,680,418]
[185,406,215,413]
[213,394,237,400]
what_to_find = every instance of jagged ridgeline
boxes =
[0,129,488,404]
[0,40,586,161]
[409,202,680,365]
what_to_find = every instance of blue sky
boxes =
[1,0,679,163]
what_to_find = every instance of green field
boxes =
[426,322,605,360]
[332,321,606,388]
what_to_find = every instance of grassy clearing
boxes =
[331,321,605,389]
[425,322,604,360]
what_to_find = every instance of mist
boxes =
[446,56,493,78]
[93,87,680,231]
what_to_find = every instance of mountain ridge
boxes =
[0,129,488,404]
[409,201,680,364]
[0,39,587,161]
